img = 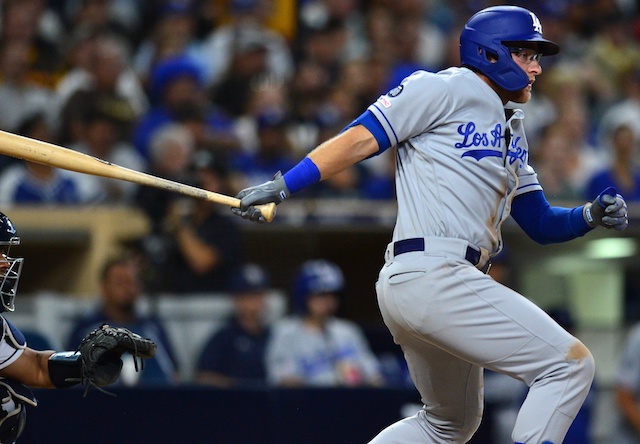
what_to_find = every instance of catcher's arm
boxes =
[47,325,157,395]
[0,348,57,388]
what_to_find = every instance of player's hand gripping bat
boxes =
[0,129,276,222]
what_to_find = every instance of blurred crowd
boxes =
[3,3,640,439]
[1,0,639,210]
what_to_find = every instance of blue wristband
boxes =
[283,157,321,194]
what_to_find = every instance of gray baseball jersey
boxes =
[368,67,541,254]
[366,68,594,444]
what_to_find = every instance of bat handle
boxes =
[256,203,276,223]
[229,197,276,222]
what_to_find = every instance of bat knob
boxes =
[256,203,277,223]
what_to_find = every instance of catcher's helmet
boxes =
[292,260,344,314]
[0,213,23,313]
[460,6,559,91]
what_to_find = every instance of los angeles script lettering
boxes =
[455,122,527,166]
[455,122,503,148]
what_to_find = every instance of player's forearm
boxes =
[282,125,378,196]
[511,190,591,244]
[308,125,380,180]
[1,349,56,388]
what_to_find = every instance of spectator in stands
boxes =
[599,67,640,148]
[586,11,640,96]
[133,55,235,161]
[584,123,640,201]
[66,256,179,386]
[231,108,298,190]
[132,0,203,84]
[135,122,195,290]
[55,33,148,143]
[161,150,245,293]
[209,28,271,119]
[0,39,53,133]
[195,263,273,388]
[265,259,382,387]
[60,0,137,44]
[198,0,294,89]
[0,113,83,206]
[137,122,195,228]
[530,123,597,201]
[1,0,63,90]
[66,94,145,204]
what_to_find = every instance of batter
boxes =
[232,6,629,444]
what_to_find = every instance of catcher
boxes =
[0,211,157,443]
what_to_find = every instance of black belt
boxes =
[393,238,488,271]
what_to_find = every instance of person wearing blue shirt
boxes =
[584,123,640,201]
[195,263,272,388]
[66,256,179,386]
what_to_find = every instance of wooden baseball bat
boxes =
[0,129,276,222]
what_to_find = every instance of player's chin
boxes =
[509,89,532,104]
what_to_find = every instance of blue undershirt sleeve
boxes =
[343,110,391,154]
[510,190,592,244]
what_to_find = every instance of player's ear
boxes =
[485,50,499,63]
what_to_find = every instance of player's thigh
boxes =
[377,255,575,384]
[399,327,484,427]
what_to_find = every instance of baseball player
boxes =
[0,211,155,443]
[232,5,629,444]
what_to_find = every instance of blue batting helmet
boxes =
[460,6,559,91]
[292,260,345,314]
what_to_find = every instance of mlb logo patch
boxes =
[378,96,391,108]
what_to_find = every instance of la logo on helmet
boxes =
[530,12,543,33]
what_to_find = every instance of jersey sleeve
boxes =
[366,70,452,148]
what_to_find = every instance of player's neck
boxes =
[475,72,511,105]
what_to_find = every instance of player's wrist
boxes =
[283,157,321,194]
[48,351,82,388]
[582,203,598,228]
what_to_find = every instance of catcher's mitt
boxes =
[78,324,157,395]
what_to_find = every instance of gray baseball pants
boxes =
[369,238,594,444]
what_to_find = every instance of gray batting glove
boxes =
[583,186,628,231]
[231,171,291,223]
